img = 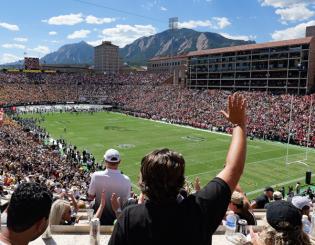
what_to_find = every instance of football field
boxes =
[22,111,315,199]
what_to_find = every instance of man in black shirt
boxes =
[251,187,274,209]
[109,93,247,245]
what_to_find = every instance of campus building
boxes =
[147,55,188,85]
[186,27,315,94]
[94,41,120,74]
[147,55,187,73]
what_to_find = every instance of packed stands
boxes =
[0,71,314,147]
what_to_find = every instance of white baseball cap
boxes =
[273,191,283,200]
[292,196,312,210]
[104,149,120,163]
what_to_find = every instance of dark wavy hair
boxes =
[139,148,185,204]
[7,182,53,232]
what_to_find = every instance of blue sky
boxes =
[0,0,315,64]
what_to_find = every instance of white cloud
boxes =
[45,13,84,25]
[67,29,91,39]
[48,31,58,36]
[44,13,117,26]
[275,4,314,23]
[14,37,28,42]
[178,17,231,30]
[271,20,315,40]
[179,20,212,29]
[260,0,314,8]
[140,1,167,11]
[260,0,315,23]
[85,15,115,24]
[0,53,22,64]
[2,43,26,49]
[0,22,19,31]
[87,39,103,46]
[28,46,50,55]
[141,1,157,10]
[220,33,256,41]
[212,17,231,29]
[100,24,157,47]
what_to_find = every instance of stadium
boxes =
[2,2,315,244]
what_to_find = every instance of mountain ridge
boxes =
[1,28,255,66]
[119,28,255,65]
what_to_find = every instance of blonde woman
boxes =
[42,198,76,239]
[48,191,78,225]
[49,199,75,225]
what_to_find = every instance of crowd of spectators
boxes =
[0,71,314,147]
[0,115,94,202]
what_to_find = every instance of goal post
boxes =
[285,95,313,168]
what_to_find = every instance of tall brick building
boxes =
[94,41,120,74]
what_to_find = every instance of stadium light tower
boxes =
[169,17,178,57]
[169,17,178,80]
[169,17,178,30]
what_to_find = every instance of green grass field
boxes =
[22,111,315,199]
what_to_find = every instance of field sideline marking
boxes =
[112,112,315,152]
[185,152,310,178]
[108,112,315,190]
[186,147,294,170]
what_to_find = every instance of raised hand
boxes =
[220,93,247,127]
[194,177,201,192]
[110,193,121,212]
[0,109,4,127]
[138,193,145,204]
[94,191,106,219]
[249,226,263,245]
[100,191,106,208]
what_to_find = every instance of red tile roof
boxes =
[149,54,188,61]
[188,37,314,57]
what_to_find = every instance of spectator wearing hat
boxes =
[292,196,312,222]
[264,191,283,209]
[251,187,274,209]
[229,191,256,225]
[250,200,311,245]
[88,148,131,225]
[0,182,53,245]
[295,182,301,195]
[273,191,283,201]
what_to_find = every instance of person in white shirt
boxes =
[88,148,131,225]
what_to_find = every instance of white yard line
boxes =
[112,112,315,191]
[113,111,315,152]
[186,152,306,178]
